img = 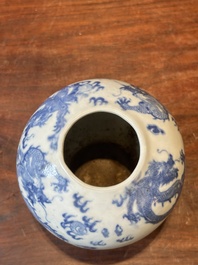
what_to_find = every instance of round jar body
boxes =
[16,79,185,249]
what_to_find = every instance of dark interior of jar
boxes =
[63,112,140,187]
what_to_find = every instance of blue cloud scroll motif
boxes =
[116,235,134,243]
[101,228,109,238]
[61,214,100,240]
[115,224,123,236]
[147,124,165,135]
[113,150,185,224]
[89,97,108,106]
[73,193,91,213]
[90,240,106,247]
[115,85,169,121]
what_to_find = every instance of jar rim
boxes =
[58,107,148,192]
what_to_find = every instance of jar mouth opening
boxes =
[59,109,147,190]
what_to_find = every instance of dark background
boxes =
[0,0,198,264]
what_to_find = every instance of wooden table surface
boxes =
[1,0,198,264]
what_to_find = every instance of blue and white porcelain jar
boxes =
[16,79,185,249]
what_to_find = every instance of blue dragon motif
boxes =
[113,150,185,224]
[17,146,69,207]
[22,81,104,150]
[17,146,51,206]
[116,85,169,121]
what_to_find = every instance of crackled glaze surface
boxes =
[16,79,185,249]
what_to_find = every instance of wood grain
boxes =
[0,0,198,264]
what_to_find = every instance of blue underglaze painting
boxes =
[101,228,110,238]
[73,193,91,213]
[116,85,169,121]
[115,224,123,236]
[90,240,106,247]
[61,214,100,240]
[113,149,185,224]
[16,79,185,249]
[22,81,104,150]
[116,235,134,243]
[147,124,165,135]
[17,146,69,207]
[89,96,108,106]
